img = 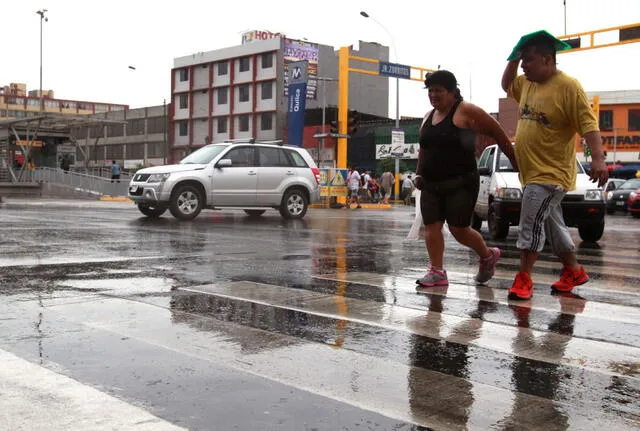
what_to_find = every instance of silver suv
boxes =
[128,140,321,220]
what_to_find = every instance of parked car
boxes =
[603,178,626,193]
[606,178,640,214]
[627,187,640,218]
[128,140,321,220]
[473,144,605,242]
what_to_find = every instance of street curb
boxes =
[99,196,132,202]
[310,203,392,210]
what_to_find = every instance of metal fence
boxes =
[23,167,129,197]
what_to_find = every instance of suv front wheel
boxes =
[169,184,203,220]
[279,188,308,220]
[138,204,167,218]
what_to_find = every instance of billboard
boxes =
[287,61,308,147]
[283,38,319,100]
[241,30,285,44]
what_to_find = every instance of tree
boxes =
[376,157,408,174]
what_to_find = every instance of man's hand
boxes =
[413,175,424,190]
[589,159,608,188]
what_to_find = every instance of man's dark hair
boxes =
[424,70,463,101]
[522,34,557,62]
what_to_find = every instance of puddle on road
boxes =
[57,277,175,296]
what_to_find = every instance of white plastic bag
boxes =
[407,190,423,240]
[407,189,449,240]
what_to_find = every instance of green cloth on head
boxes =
[507,30,572,61]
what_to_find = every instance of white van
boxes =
[472,144,605,242]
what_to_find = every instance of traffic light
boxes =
[347,110,360,136]
[620,25,640,42]
[564,37,581,49]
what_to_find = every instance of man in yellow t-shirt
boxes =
[501,31,608,300]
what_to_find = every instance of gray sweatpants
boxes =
[517,183,576,254]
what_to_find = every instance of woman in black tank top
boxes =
[414,70,518,290]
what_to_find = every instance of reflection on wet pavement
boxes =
[0,203,638,430]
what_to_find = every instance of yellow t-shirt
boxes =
[508,71,598,191]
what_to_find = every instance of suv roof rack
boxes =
[222,139,285,146]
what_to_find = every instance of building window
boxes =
[218,61,228,76]
[179,121,188,136]
[179,68,189,82]
[261,53,273,69]
[106,144,124,160]
[217,117,227,134]
[598,110,613,131]
[260,113,272,131]
[239,57,250,72]
[217,87,228,105]
[127,119,145,135]
[127,143,145,159]
[147,142,163,157]
[238,115,250,132]
[628,109,640,132]
[239,85,250,102]
[261,82,273,100]
[179,93,188,109]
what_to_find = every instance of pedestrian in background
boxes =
[380,169,395,204]
[502,30,607,300]
[346,165,362,209]
[402,175,414,205]
[110,160,121,183]
[415,70,517,289]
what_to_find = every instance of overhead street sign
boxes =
[379,61,411,79]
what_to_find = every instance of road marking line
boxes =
[0,348,185,431]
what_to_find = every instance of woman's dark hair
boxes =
[424,70,463,101]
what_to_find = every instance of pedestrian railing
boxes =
[23,167,129,197]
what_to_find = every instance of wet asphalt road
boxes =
[0,199,639,430]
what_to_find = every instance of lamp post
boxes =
[36,9,48,112]
[315,76,336,167]
[360,10,401,199]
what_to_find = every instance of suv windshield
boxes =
[497,151,585,173]
[179,144,229,164]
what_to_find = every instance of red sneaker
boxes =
[508,271,534,300]
[552,265,589,292]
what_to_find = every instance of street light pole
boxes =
[36,9,48,112]
[315,76,336,167]
[360,11,401,199]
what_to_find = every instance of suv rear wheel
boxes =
[138,204,167,218]
[169,185,203,220]
[279,188,308,220]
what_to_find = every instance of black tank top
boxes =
[418,101,477,181]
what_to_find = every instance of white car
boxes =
[128,140,321,220]
[473,144,605,242]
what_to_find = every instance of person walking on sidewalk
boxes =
[380,169,395,204]
[402,175,414,205]
[415,70,517,289]
[346,165,362,209]
[110,160,121,183]
[502,30,607,300]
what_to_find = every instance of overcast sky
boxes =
[4,0,638,117]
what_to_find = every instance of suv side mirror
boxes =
[216,159,232,168]
[478,166,491,176]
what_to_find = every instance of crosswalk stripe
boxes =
[41,295,635,431]
[179,282,640,377]
[0,348,185,431]
[312,272,640,325]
